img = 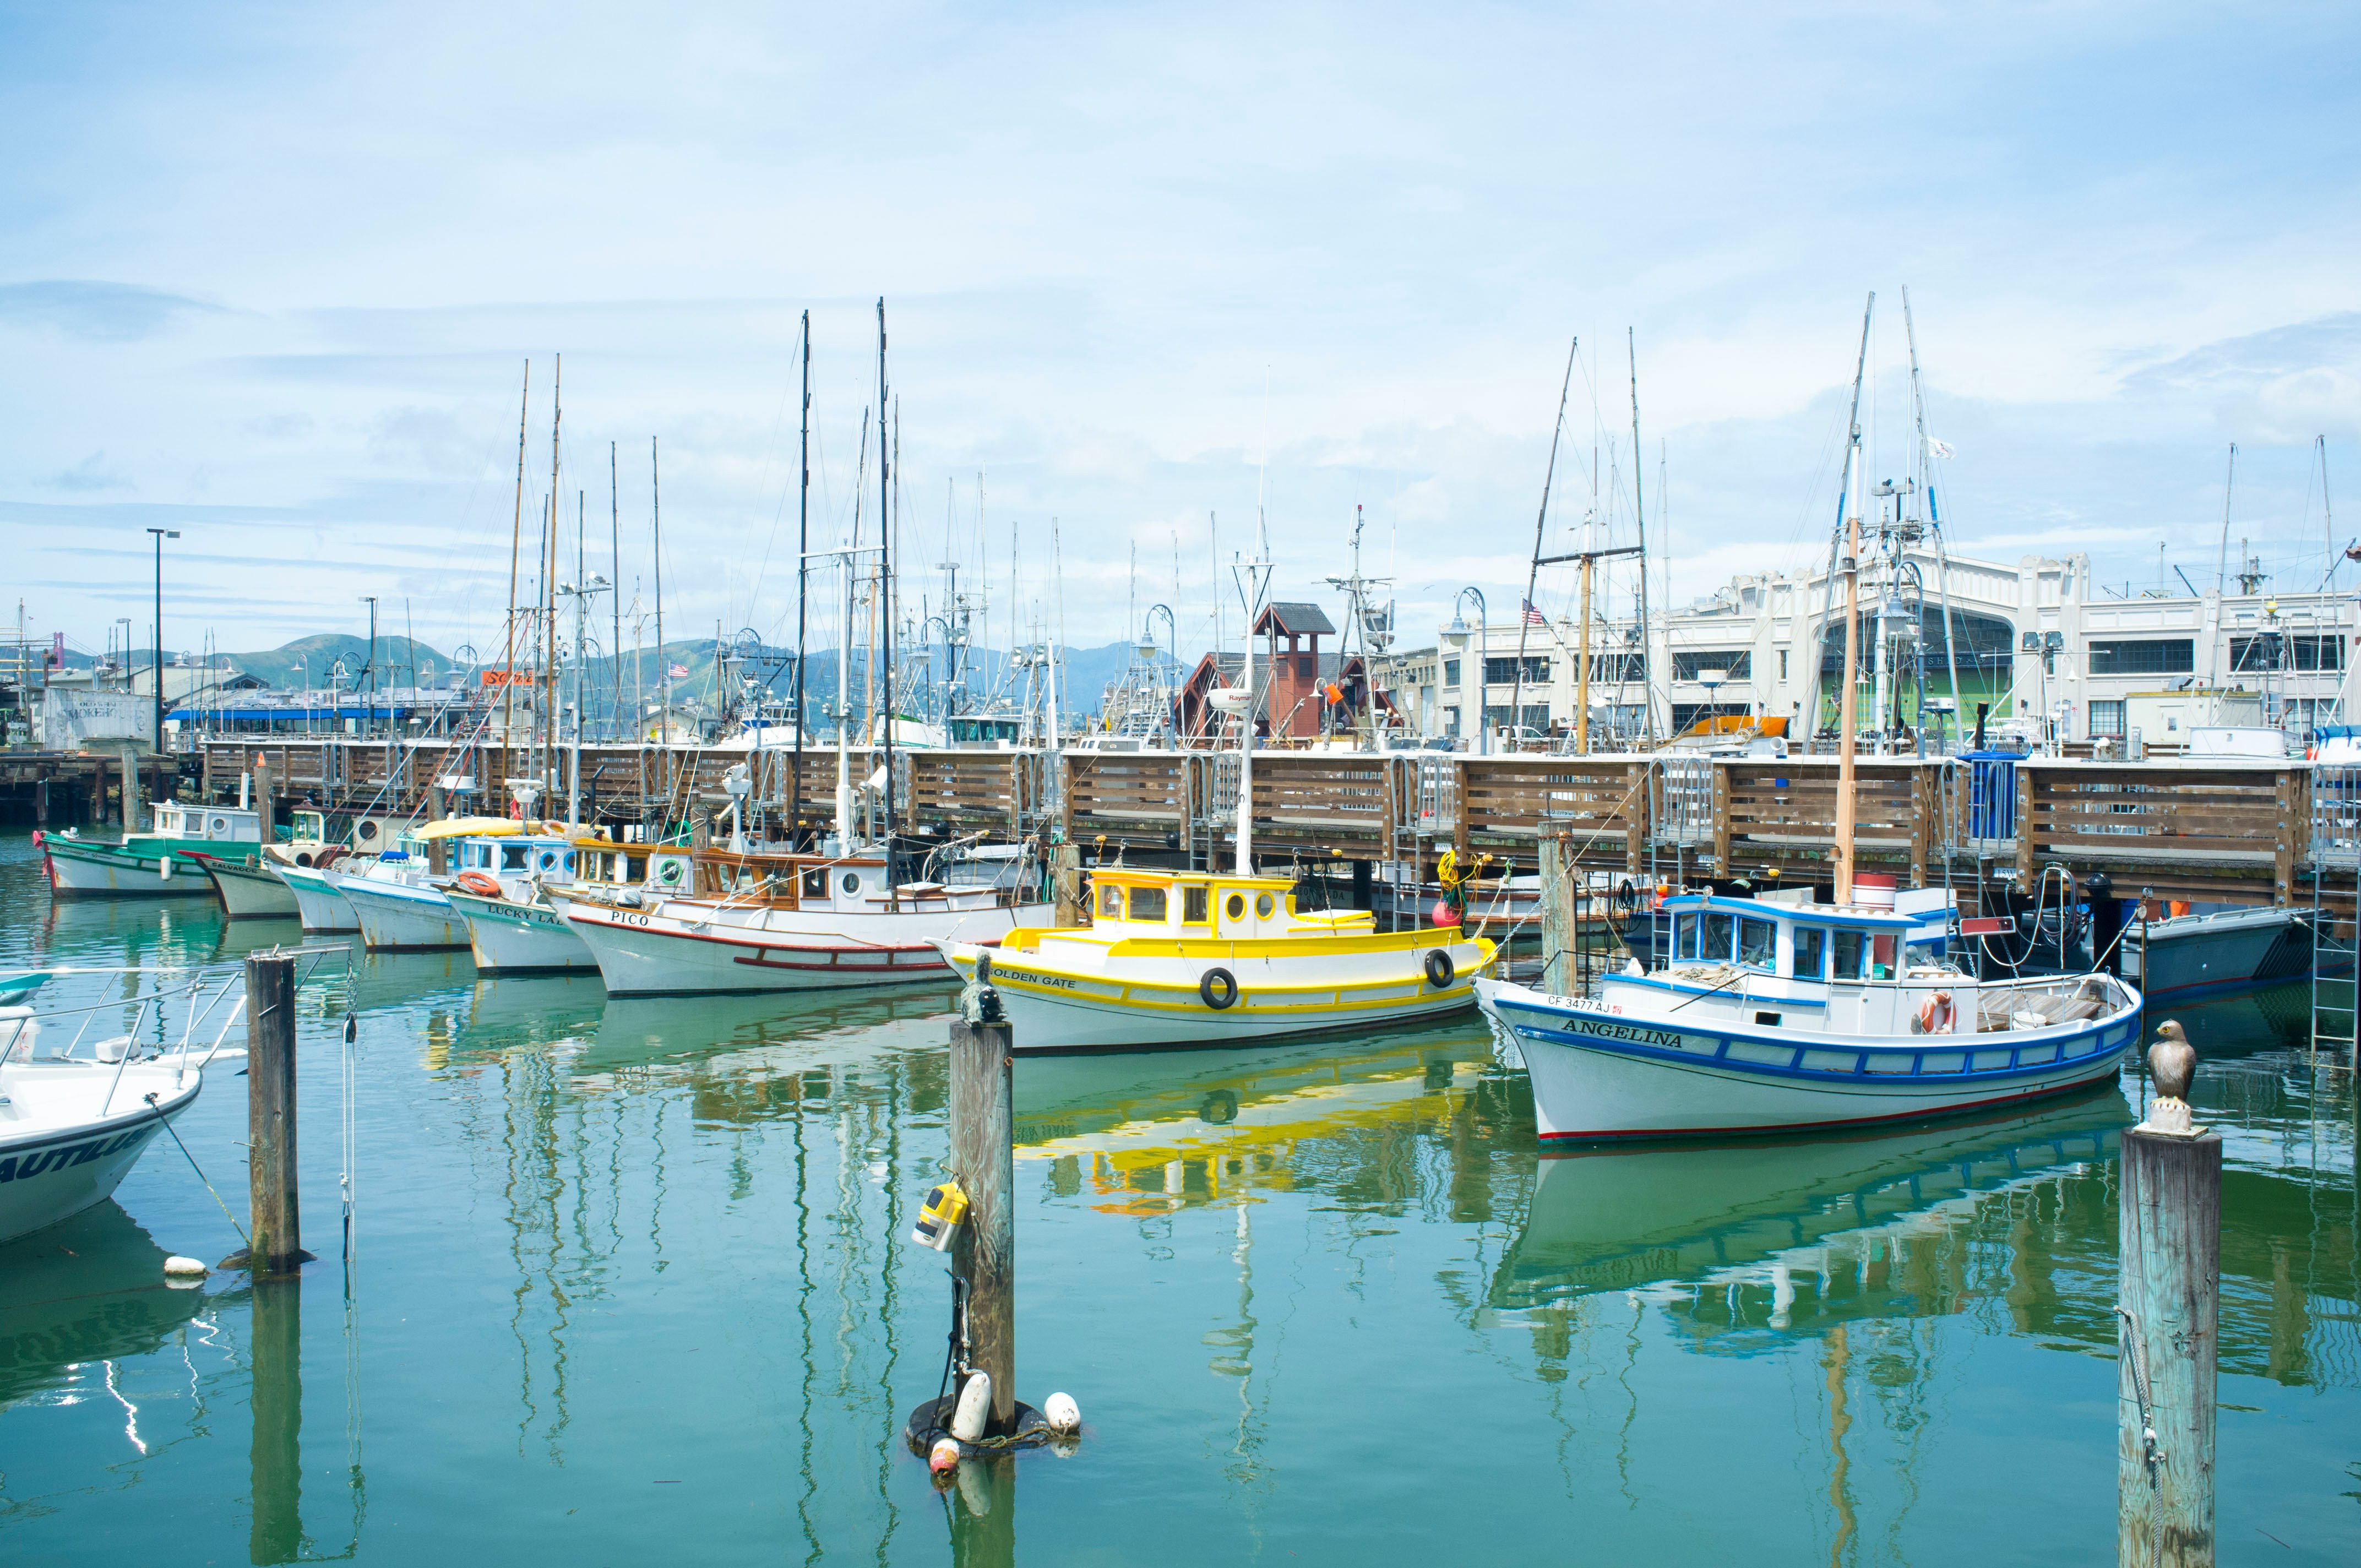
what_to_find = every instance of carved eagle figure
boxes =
[2147,1019,2196,1103]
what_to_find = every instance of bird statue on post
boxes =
[2142,1019,2197,1135]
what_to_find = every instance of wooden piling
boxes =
[949,1016,1016,1434]
[2118,1125,2219,1567]
[242,952,309,1275]
[253,755,275,841]
[1539,834,1577,996]
[1052,841,1084,927]
[119,744,141,828]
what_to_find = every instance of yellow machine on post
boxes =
[911,1179,971,1251]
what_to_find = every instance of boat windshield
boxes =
[1792,925,1826,979]
[1832,928,1899,981]
[1737,917,1776,970]
[1129,885,1167,922]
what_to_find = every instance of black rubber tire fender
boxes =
[1199,967,1240,1010]
[1424,949,1456,989]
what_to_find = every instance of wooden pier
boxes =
[0,737,2327,927]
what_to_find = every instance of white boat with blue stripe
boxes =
[1481,893,2142,1144]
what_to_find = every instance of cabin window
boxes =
[628,855,648,882]
[1129,886,1168,922]
[502,845,530,871]
[1255,893,1276,919]
[1903,938,1941,970]
[1184,886,1210,924]
[1225,893,1247,921]
[1702,912,1736,962]
[802,868,827,900]
[1872,935,1897,977]
[1832,929,1870,980]
[1673,913,1700,959]
[1098,884,1123,918]
[1792,926,1827,979]
[842,873,862,896]
[1738,918,1776,970]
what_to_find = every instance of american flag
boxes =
[1520,599,1547,627]
[668,663,689,678]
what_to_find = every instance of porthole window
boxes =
[843,873,862,896]
[1225,894,1246,921]
[1254,893,1275,919]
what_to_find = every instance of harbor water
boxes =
[0,831,2354,1564]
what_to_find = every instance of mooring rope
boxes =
[146,1090,248,1248]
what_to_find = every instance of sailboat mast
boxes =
[503,362,529,749]
[545,355,562,807]
[1902,288,1961,752]
[879,301,896,887]
[793,309,810,845]
[1833,296,1874,903]
[652,436,665,738]
[610,442,621,742]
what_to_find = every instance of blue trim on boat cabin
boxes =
[1660,894,1919,930]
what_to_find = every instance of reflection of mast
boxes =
[1823,1323,1857,1568]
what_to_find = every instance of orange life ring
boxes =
[455,870,504,897]
[1917,990,1955,1034]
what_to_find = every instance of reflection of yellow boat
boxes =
[1014,1016,1499,1216]
[1492,1085,2127,1317]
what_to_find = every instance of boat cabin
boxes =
[147,803,262,845]
[1630,893,1974,1036]
[1084,868,1374,941]
[657,850,1010,913]
[453,834,579,881]
[574,840,694,892]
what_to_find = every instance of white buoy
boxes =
[949,1371,992,1442]
[1044,1391,1080,1433]
[163,1255,208,1278]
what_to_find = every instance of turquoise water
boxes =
[0,831,2354,1564]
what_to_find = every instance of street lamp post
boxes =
[146,529,179,749]
[1445,587,1488,755]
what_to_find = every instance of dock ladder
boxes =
[2308,763,2361,1057]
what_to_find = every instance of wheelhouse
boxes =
[453,835,578,879]
[1083,868,1373,941]
[1660,894,1961,986]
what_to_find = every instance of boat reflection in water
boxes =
[1013,1014,1509,1212]
[0,1204,213,1409]
[1493,1085,2129,1339]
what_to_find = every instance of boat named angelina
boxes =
[1481,893,2141,1142]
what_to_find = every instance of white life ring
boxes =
[1916,990,1956,1034]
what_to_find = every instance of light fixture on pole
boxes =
[1450,587,1487,755]
[145,529,178,749]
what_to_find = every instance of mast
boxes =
[1902,287,1962,753]
[879,300,896,889]
[610,442,621,742]
[503,362,529,746]
[1808,295,1875,752]
[793,309,810,846]
[1832,298,1875,902]
[1513,337,1577,751]
[545,355,562,808]
[1629,329,1653,744]
[652,436,665,739]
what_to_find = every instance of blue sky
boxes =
[3,1,2356,666]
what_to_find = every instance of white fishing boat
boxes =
[1480,368,2142,1144]
[0,1015,209,1245]
[447,836,694,975]
[1482,894,2141,1142]
[556,847,1052,996]
[275,862,360,934]
[326,816,551,952]
[192,852,301,919]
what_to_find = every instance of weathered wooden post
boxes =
[119,743,142,827]
[230,952,313,1275]
[248,1273,304,1564]
[2118,1021,2217,1567]
[1539,832,1579,996]
[426,783,449,875]
[253,755,275,842]
[1052,840,1084,926]
[949,1012,1017,1434]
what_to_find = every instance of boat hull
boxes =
[1484,978,2142,1142]
[199,858,301,920]
[276,864,360,934]
[0,1066,202,1245]
[35,836,216,899]
[448,889,596,973]
[563,897,1042,995]
[2124,906,2348,1002]
[333,874,469,952]
[945,935,1490,1054]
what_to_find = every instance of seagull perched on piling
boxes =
[2143,1019,2197,1133]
